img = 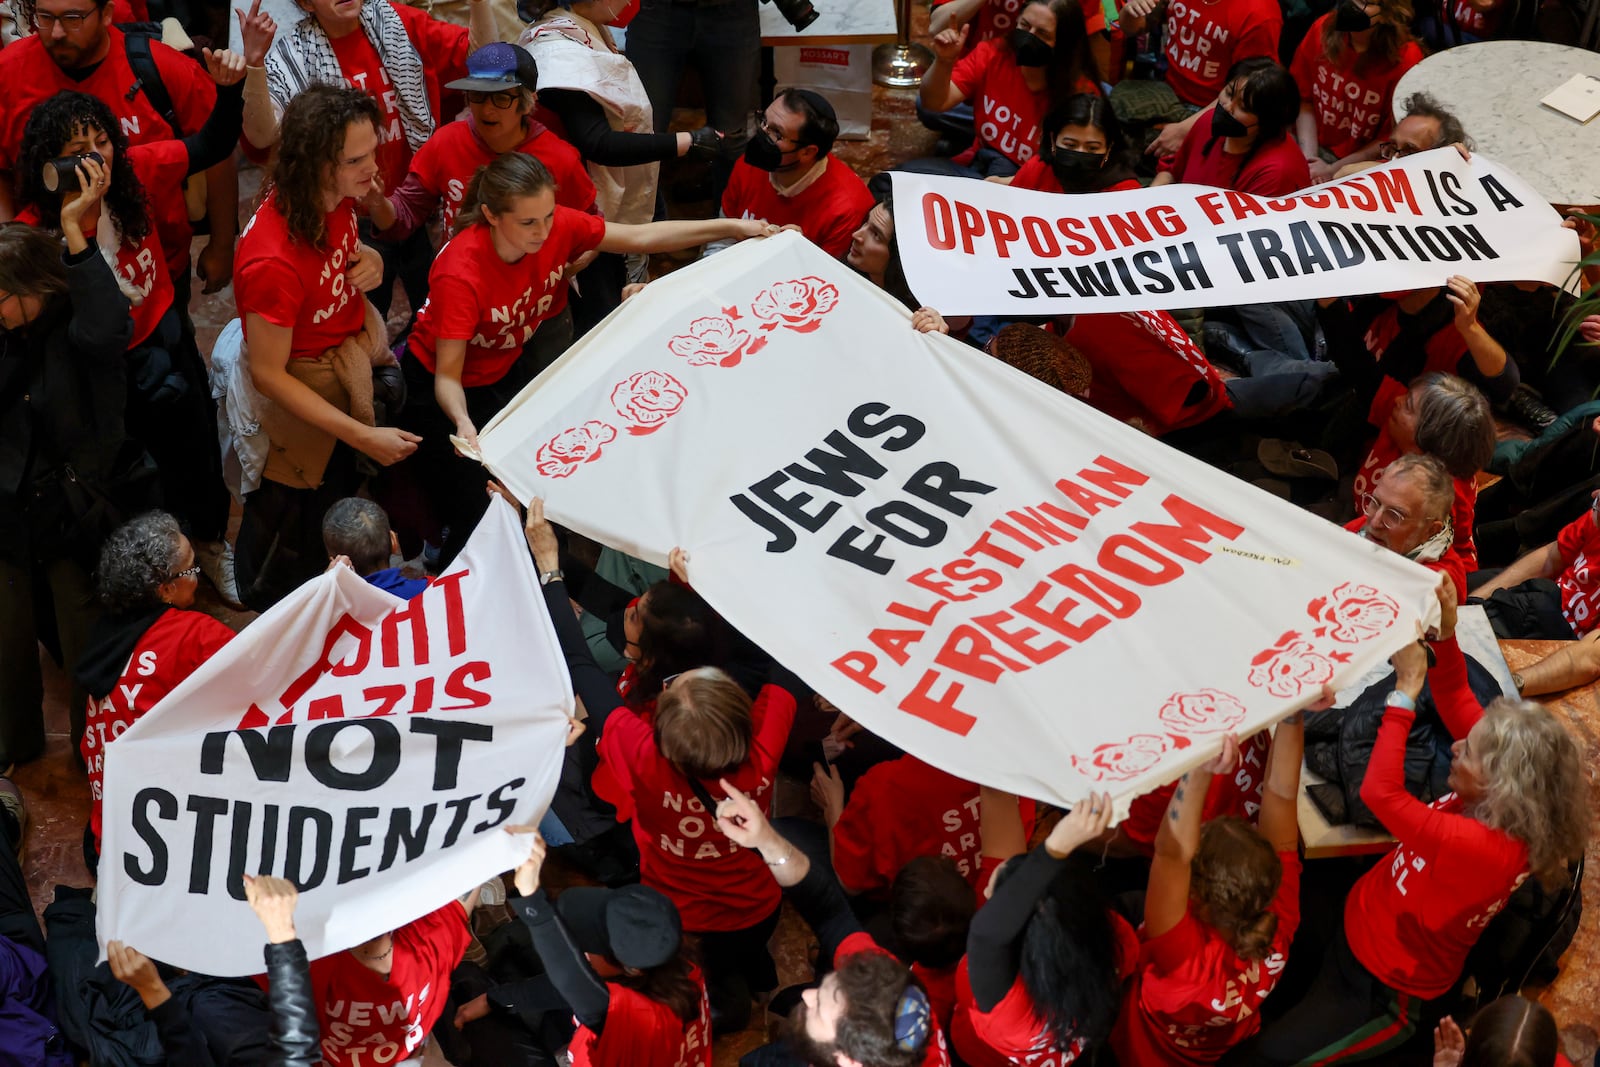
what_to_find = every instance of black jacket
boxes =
[0,245,141,566]
[263,940,321,1067]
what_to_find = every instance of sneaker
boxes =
[194,540,244,608]
[1505,383,1558,432]
[0,776,27,860]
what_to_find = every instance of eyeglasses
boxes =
[752,110,801,146]
[1377,141,1422,161]
[661,671,685,692]
[33,8,98,28]
[465,89,520,109]
[169,564,202,581]
[1359,493,1410,529]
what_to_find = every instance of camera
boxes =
[761,0,819,32]
[42,151,105,194]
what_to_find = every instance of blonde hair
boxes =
[1469,699,1591,889]
[653,667,753,780]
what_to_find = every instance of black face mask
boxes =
[1047,146,1107,189]
[1333,0,1374,30]
[1211,102,1250,138]
[743,129,788,172]
[1008,28,1054,67]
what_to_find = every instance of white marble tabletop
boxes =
[760,0,898,46]
[1392,40,1600,205]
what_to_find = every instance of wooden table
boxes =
[1391,40,1600,206]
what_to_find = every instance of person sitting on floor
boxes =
[322,497,428,599]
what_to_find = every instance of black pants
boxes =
[1229,928,1423,1066]
[124,306,230,543]
[569,252,627,340]
[360,221,434,325]
[0,556,97,767]
[234,448,360,613]
[695,904,781,1033]
[0,797,41,955]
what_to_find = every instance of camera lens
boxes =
[41,151,105,194]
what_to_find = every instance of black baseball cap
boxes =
[447,43,538,93]
[556,885,682,970]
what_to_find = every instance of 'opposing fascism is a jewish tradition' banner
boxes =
[891,148,1579,315]
[98,500,572,977]
[476,231,1441,813]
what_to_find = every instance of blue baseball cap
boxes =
[447,43,538,93]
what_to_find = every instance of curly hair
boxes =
[270,84,380,248]
[95,511,185,613]
[18,91,151,246]
[1190,816,1284,961]
[1321,0,1416,75]
[1469,698,1591,890]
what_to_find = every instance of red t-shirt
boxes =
[1555,509,1600,636]
[1009,157,1141,194]
[913,960,960,1037]
[409,208,606,384]
[1344,639,1528,999]
[0,28,216,275]
[1448,0,1503,35]
[1352,425,1479,572]
[720,155,872,260]
[1290,15,1422,160]
[307,902,472,1066]
[1162,107,1310,196]
[326,3,469,192]
[235,193,366,360]
[1111,852,1300,1064]
[81,609,233,847]
[831,755,981,897]
[1161,0,1282,105]
[839,932,953,1067]
[595,685,797,932]
[1121,730,1269,854]
[406,118,597,234]
[953,912,1139,1067]
[951,40,1100,167]
[1067,310,1232,435]
[569,966,712,1067]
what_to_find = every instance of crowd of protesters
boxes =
[1,0,1599,1062]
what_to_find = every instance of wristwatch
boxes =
[1511,671,1525,693]
[539,569,565,586]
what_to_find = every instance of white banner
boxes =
[476,232,1442,813]
[98,501,572,977]
[891,149,1579,315]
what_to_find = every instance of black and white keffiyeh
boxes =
[264,0,435,152]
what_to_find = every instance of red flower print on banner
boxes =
[610,370,688,436]
[1247,632,1348,698]
[750,276,840,333]
[1307,582,1401,643]
[1158,689,1248,735]
[666,315,765,367]
[1072,733,1189,783]
[535,420,617,479]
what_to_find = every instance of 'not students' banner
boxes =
[97,501,572,977]
[477,231,1441,812]
[891,149,1579,315]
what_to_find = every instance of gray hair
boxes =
[96,511,185,612]
[1385,452,1453,522]
[1402,92,1474,151]
[1413,372,1495,478]
[322,497,393,576]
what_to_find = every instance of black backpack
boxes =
[1455,856,1585,1014]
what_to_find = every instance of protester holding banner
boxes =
[233,85,419,612]
[1064,309,1233,434]
[1113,710,1307,1063]
[1289,0,1423,184]
[846,190,961,336]
[950,795,1130,1066]
[0,200,142,769]
[991,95,1140,194]
[1240,586,1590,1065]
[917,0,1101,178]
[403,153,776,566]
[1151,58,1311,198]
[75,512,235,868]
[244,875,322,1067]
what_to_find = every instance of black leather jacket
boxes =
[264,940,321,1067]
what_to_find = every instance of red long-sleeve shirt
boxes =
[1343,637,1529,998]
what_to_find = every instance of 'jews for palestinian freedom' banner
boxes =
[891,148,1578,315]
[98,502,572,978]
[477,232,1442,812]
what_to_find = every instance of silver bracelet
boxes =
[765,847,793,868]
